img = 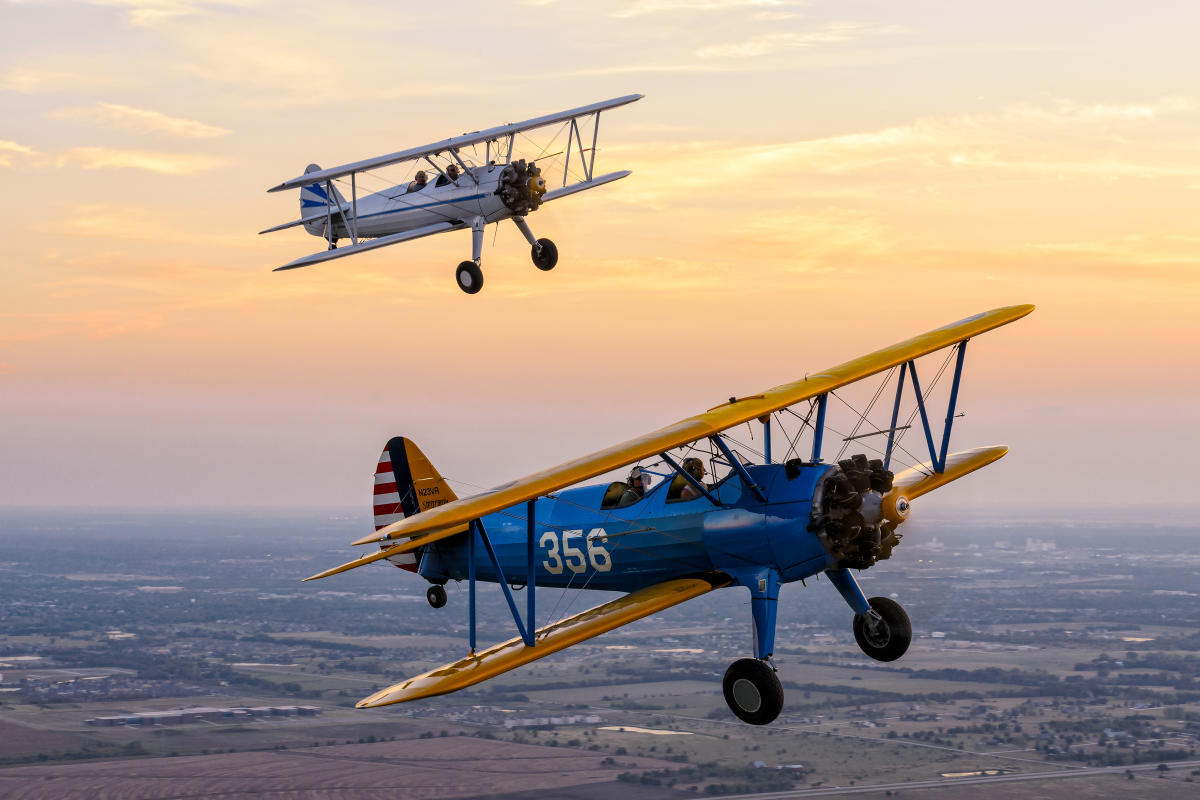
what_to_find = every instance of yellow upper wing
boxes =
[354,304,1034,549]
[357,573,730,707]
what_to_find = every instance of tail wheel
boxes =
[853,596,911,661]
[426,585,447,609]
[455,261,483,294]
[722,658,783,725]
[532,238,558,271]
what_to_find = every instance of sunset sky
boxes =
[2,0,1198,513]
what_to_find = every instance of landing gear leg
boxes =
[826,568,911,661]
[426,584,447,609]
[513,217,557,271]
[723,569,784,725]
[456,217,486,294]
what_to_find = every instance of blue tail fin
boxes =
[299,164,348,237]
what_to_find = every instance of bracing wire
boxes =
[832,367,895,462]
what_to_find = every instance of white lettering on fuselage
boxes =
[540,528,612,575]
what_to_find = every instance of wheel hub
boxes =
[862,613,891,649]
[731,678,762,713]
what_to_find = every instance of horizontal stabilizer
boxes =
[357,573,729,708]
[259,207,351,235]
[893,446,1009,500]
[303,523,470,582]
[353,305,1034,548]
[273,221,462,271]
[302,544,409,582]
[542,171,632,203]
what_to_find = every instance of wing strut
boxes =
[659,452,720,506]
[883,367,909,469]
[890,341,968,473]
[467,514,538,651]
[322,178,360,247]
[448,149,478,185]
[711,434,767,503]
[811,394,828,461]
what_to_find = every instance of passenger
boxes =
[406,170,428,193]
[619,466,650,506]
[678,457,707,500]
[446,163,460,182]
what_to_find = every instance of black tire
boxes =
[532,238,558,271]
[722,658,784,725]
[426,585,447,609]
[853,596,911,662]
[455,261,483,294]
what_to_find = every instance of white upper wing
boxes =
[267,95,643,193]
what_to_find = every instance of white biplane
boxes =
[261,95,643,294]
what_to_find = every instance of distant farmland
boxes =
[0,737,681,800]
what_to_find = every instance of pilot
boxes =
[407,170,428,193]
[678,457,707,500]
[620,466,650,506]
[446,163,460,182]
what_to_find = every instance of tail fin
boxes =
[373,437,458,573]
[300,164,348,237]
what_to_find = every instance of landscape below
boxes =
[1,509,1198,799]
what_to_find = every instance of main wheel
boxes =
[853,596,911,661]
[531,238,558,271]
[455,261,483,294]
[722,658,784,725]
[426,585,447,609]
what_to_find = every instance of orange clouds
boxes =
[51,103,230,138]
[0,140,35,167]
[54,147,231,175]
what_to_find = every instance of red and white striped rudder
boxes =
[373,437,458,573]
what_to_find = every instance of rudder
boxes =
[373,437,458,573]
[300,164,348,237]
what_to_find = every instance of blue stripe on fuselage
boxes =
[350,193,488,224]
[418,462,835,594]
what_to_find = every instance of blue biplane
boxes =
[307,305,1033,724]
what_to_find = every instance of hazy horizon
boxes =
[4,0,1199,515]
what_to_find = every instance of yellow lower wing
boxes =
[894,446,1009,499]
[357,573,730,708]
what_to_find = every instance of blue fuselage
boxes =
[418,462,838,593]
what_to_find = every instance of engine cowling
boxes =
[809,454,899,570]
[497,159,547,215]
